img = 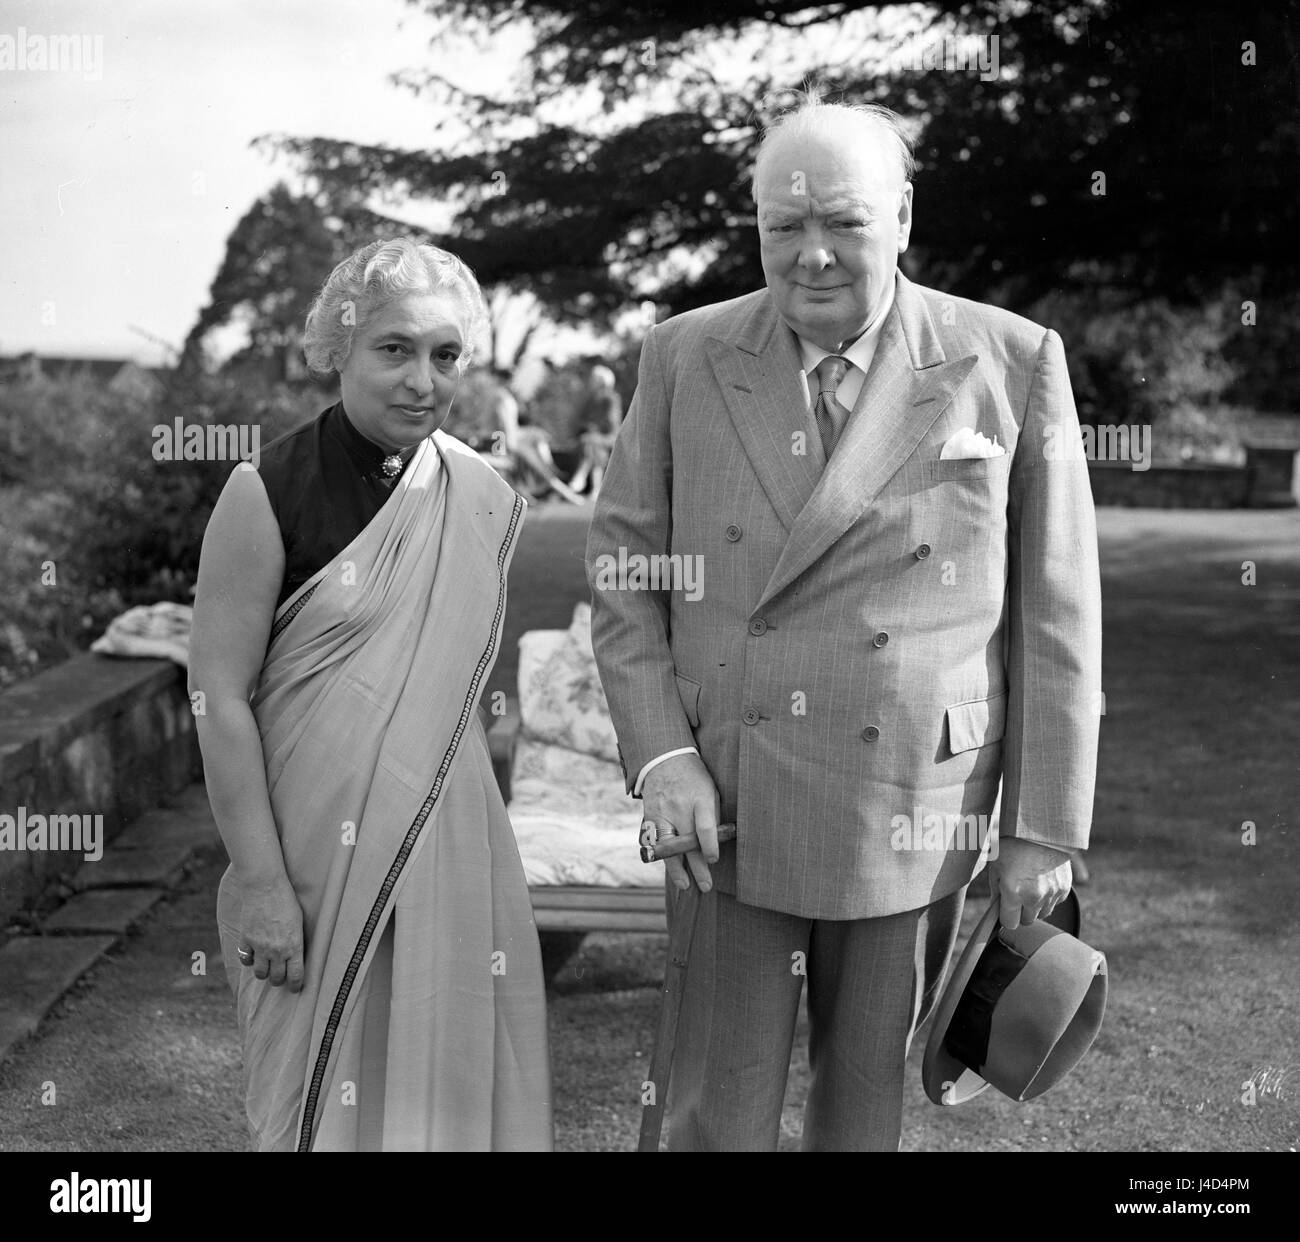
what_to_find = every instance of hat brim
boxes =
[922,889,1080,1106]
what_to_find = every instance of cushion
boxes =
[510,604,660,886]
[516,602,619,762]
[509,738,657,887]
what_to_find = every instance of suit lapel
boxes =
[705,297,823,531]
[755,274,979,611]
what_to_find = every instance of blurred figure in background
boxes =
[507,368,586,505]
[461,366,584,504]
[486,368,521,456]
[567,363,623,496]
[513,422,586,504]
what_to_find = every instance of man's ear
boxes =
[896,183,914,253]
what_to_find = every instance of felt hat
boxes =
[923,890,1108,1105]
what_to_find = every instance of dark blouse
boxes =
[257,402,419,608]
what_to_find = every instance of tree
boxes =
[179,183,364,375]
[260,0,1298,326]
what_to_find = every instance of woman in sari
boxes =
[189,238,553,1152]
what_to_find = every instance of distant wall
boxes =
[1089,446,1299,509]
[0,655,200,925]
[1087,462,1248,508]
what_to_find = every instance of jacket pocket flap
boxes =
[946,690,1008,755]
[675,672,701,728]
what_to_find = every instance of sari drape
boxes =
[216,431,553,1151]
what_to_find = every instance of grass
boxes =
[0,503,1296,1152]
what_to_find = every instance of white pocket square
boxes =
[940,428,1005,460]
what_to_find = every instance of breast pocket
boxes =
[945,690,1008,757]
[675,672,701,728]
[930,453,1014,483]
[903,453,1013,567]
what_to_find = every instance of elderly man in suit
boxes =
[585,98,1102,1151]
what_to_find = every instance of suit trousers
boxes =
[664,883,966,1151]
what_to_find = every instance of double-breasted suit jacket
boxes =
[586,271,1102,920]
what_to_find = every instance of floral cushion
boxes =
[517,602,619,762]
[509,605,661,886]
[511,736,628,813]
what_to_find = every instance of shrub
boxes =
[0,371,322,687]
[1026,290,1238,460]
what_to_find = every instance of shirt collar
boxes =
[794,273,897,376]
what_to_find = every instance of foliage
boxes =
[0,373,323,688]
[1219,280,1300,413]
[260,0,1297,326]
[1029,289,1237,428]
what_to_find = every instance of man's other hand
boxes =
[641,753,721,892]
[991,838,1074,930]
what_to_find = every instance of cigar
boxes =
[639,822,737,863]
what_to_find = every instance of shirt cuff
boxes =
[1005,831,1077,854]
[633,747,699,797]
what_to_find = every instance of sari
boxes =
[216,430,553,1151]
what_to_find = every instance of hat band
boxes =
[943,934,1027,1075]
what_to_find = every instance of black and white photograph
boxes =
[0,0,1295,1206]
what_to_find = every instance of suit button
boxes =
[915,544,931,559]
[743,708,760,725]
[861,725,881,741]
[725,524,742,542]
[872,631,889,647]
[748,618,767,636]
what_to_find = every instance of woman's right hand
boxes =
[238,873,306,991]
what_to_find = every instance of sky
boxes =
[0,0,927,368]
[0,0,535,365]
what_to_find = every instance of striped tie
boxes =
[813,355,852,462]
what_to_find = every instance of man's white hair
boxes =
[751,96,915,200]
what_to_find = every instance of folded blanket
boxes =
[90,601,192,668]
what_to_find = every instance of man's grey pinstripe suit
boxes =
[585,270,1102,1149]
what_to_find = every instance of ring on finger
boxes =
[236,947,254,967]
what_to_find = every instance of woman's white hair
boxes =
[751,95,916,198]
[303,238,490,377]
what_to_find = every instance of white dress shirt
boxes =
[632,280,898,798]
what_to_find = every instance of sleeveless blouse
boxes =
[256,402,419,608]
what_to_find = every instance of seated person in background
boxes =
[567,364,623,495]
[512,402,586,505]
[452,368,581,504]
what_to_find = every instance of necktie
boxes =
[813,355,852,462]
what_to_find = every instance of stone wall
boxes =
[0,655,200,926]
[1087,462,1249,508]
[1086,446,1299,509]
